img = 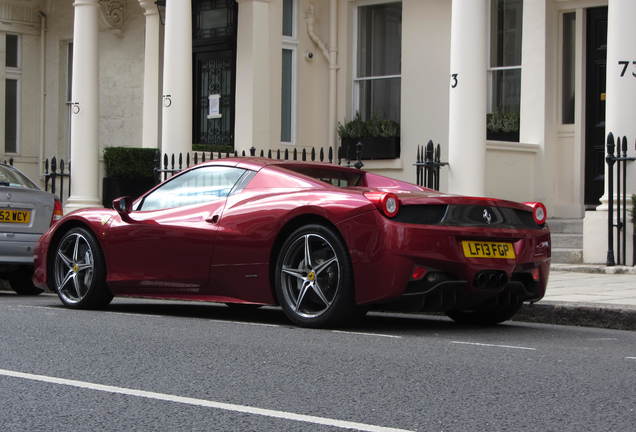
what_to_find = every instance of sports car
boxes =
[33,158,550,327]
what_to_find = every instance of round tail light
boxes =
[523,202,547,225]
[364,192,401,218]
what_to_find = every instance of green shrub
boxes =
[337,113,400,139]
[103,147,158,179]
[487,111,520,133]
[192,143,234,153]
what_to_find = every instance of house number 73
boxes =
[618,61,636,77]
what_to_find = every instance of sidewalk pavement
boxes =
[515,264,636,330]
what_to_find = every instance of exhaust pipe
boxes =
[474,271,508,290]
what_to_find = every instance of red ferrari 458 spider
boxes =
[33,158,550,327]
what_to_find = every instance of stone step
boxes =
[548,218,583,234]
[552,248,583,264]
[551,233,583,249]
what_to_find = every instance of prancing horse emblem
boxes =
[482,209,492,224]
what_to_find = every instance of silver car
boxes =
[0,163,61,295]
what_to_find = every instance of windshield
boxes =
[280,165,363,188]
[0,165,38,189]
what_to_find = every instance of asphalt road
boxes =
[1,291,635,432]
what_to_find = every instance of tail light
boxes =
[410,265,428,281]
[364,192,400,218]
[50,199,63,226]
[523,202,547,226]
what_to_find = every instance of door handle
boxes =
[206,214,220,224]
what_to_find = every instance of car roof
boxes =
[198,157,364,173]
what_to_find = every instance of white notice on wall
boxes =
[207,94,222,119]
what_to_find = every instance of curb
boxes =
[514,301,636,331]
[551,263,636,274]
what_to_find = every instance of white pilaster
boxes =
[447,0,488,196]
[584,0,636,264]
[139,0,160,149]
[605,0,636,156]
[234,0,271,153]
[161,0,192,155]
[65,0,101,213]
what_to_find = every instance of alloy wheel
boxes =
[280,233,341,319]
[54,233,95,304]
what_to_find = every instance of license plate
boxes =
[0,209,31,224]
[462,240,515,259]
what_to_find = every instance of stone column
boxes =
[234,0,271,153]
[447,0,488,196]
[584,0,636,264]
[161,0,192,155]
[65,0,101,213]
[139,0,160,149]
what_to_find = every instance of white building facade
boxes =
[0,0,634,265]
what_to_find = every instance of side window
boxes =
[139,166,246,211]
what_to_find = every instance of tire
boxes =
[8,268,43,296]
[445,300,523,325]
[274,224,355,328]
[51,227,112,309]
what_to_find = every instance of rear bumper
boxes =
[0,233,42,266]
[337,211,551,309]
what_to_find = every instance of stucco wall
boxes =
[4,0,145,187]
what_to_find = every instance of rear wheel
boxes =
[52,227,112,309]
[274,224,355,328]
[446,301,523,325]
[8,268,43,296]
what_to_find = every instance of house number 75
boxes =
[618,61,636,77]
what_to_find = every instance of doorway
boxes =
[584,6,607,207]
[192,0,238,151]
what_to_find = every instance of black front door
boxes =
[584,7,608,207]
[192,0,238,151]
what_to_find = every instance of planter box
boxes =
[102,176,156,208]
[340,137,400,161]
[487,130,519,142]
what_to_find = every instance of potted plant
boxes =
[337,113,400,160]
[487,111,520,142]
[102,147,158,208]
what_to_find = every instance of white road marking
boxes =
[215,319,280,328]
[11,305,159,319]
[332,330,402,339]
[450,341,536,351]
[11,304,280,327]
[0,368,413,432]
[587,337,618,341]
[626,357,636,360]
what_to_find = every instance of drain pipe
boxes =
[306,1,338,153]
[38,11,47,176]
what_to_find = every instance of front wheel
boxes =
[446,301,523,325]
[51,227,112,309]
[274,224,355,328]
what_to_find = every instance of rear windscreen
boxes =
[281,165,363,187]
[0,165,38,189]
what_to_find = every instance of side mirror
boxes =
[112,196,134,220]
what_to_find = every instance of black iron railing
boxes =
[43,157,71,205]
[415,140,447,191]
[606,132,635,266]
[155,146,350,182]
